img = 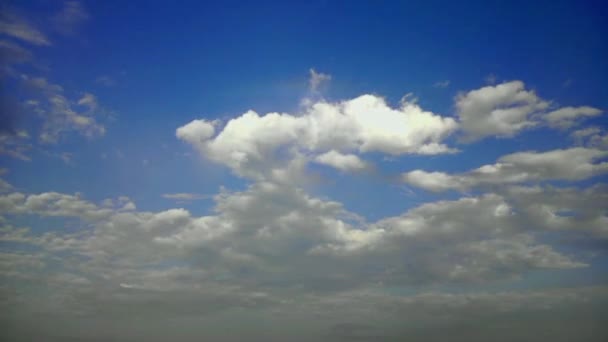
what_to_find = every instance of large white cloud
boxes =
[177,94,457,180]
[1,182,591,290]
[403,147,608,192]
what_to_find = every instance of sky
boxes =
[1,0,608,341]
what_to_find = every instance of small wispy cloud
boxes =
[0,10,51,46]
[52,1,89,35]
[95,75,116,87]
[0,130,31,161]
[433,80,450,88]
[21,74,106,143]
[162,193,211,201]
[309,68,331,92]
[485,73,497,84]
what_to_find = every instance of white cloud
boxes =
[456,81,549,141]
[178,94,457,181]
[545,106,602,128]
[314,150,368,172]
[403,147,608,192]
[1,181,592,290]
[175,119,215,145]
[456,81,602,141]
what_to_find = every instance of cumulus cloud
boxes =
[178,94,457,181]
[3,173,608,341]
[403,147,608,192]
[455,81,602,141]
[456,81,549,141]
[1,181,594,292]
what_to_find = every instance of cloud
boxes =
[52,1,89,35]
[0,40,32,67]
[4,173,608,341]
[309,68,331,92]
[1,181,593,291]
[314,150,368,172]
[0,9,51,46]
[177,94,457,181]
[456,81,602,141]
[21,75,106,143]
[95,75,116,87]
[456,81,549,141]
[0,130,31,160]
[544,106,603,128]
[162,193,211,201]
[485,73,497,84]
[403,147,608,192]
[433,80,450,88]
[77,92,98,110]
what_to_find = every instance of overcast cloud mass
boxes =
[1,1,607,341]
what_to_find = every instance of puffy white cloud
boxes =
[403,147,608,192]
[314,150,368,172]
[545,106,603,128]
[178,94,457,180]
[175,119,215,144]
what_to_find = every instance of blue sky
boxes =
[1,1,608,341]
